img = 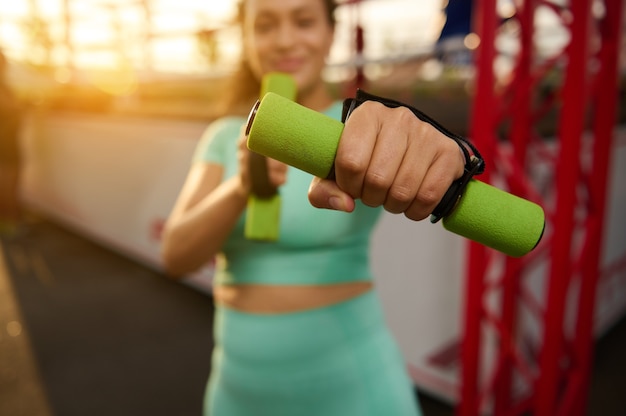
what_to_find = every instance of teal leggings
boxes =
[204,291,422,416]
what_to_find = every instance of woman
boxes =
[162,0,466,414]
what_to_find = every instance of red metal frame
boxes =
[460,0,625,415]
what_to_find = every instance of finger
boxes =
[267,158,288,187]
[382,117,438,213]
[308,177,355,212]
[237,132,248,150]
[360,107,415,207]
[237,136,251,192]
[334,102,382,199]
[403,136,466,221]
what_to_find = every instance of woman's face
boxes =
[242,0,334,94]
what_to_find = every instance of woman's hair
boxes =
[218,0,338,116]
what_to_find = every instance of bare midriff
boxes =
[212,281,374,314]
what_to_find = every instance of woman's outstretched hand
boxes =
[308,101,465,221]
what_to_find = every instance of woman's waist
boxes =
[211,289,389,368]
[212,281,374,314]
[217,244,373,286]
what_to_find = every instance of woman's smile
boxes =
[273,57,306,72]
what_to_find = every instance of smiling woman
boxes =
[159,1,432,415]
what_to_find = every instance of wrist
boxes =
[230,176,251,202]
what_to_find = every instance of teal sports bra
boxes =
[193,101,382,285]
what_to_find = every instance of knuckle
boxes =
[403,200,431,221]
[359,100,387,114]
[335,155,366,176]
[390,106,419,127]
[387,184,414,205]
[383,204,404,214]
[404,209,429,222]
[414,186,441,207]
[364,170,390,190]
[440,137,461,159]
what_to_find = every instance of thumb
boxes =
[308,177,355,212]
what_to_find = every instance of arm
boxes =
[161,133,287,278]
[160,164,246,277]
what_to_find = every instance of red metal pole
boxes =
[563,1,625,415]
[534,1,594,414]
[345,0,364,95]
[492,1,536,412]
[460,0,622,414]
[459,0,498,415]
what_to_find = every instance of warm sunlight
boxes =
[0,0,239,74]
[0,0,446,77]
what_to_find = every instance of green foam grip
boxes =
[244,73,297,241]
[442,180,544,257]
[247,93,343,179]
[247,92,545,257]
[260,72,297,99]
[245,194,282,241]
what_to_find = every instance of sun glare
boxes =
[0,0,238,74]
[1,0,449,83]
[87,64,138,96]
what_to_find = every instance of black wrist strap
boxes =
[341,89,485,222]
[429,155,484,223]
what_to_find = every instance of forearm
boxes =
[161,176,248,277]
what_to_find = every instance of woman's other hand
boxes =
[237,129,288,194]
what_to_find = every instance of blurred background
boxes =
[0,0,582,123]
[1,0,451,119]
[1,1,625,416]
